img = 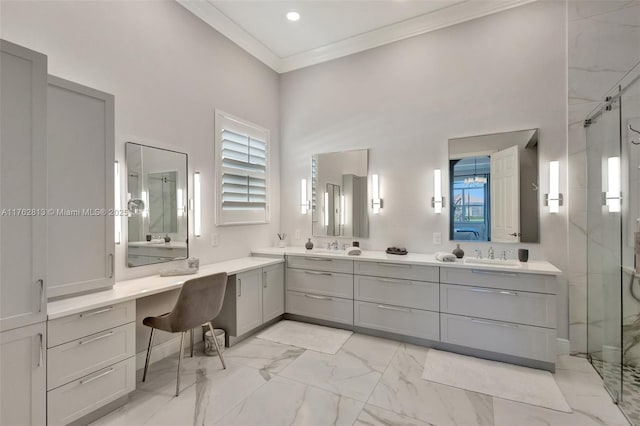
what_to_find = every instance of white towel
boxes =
[435,252,457,262]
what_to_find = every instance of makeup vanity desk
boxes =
[45,256,283,425]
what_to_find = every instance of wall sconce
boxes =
[300,178,310,214]
[340,195,345,226]
[141,191,149,218]
[324,191,329,226]
[371,174,383,214]
[431,169,445,213]
[193,172,201,237]
[544,161,563,213]
[604,156,622,213]
[177,188,185,217]
[114,161,121,244]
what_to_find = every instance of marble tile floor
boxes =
[92,329,631,426]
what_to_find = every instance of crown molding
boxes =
[178,0,537,74]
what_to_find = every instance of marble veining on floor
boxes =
[92,324,630,426]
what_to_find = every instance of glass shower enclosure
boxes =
[587,62,640,424]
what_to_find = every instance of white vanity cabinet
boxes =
[285,256,355,325]
[236,269,264,336]
[0,40,48,332]
[46,76,115,299]
[46,301,136,426]
[263,263,285,323]
[0,322,47,426]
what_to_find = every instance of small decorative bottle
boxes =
[452,244,464,259]
[305,238,314,250]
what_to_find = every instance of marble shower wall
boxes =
[568,0,640,354]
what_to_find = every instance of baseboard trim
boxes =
[556,338,570,356]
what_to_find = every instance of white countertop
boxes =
[251,246,562,276]
[128,241,188,248]
[48,256,284,320]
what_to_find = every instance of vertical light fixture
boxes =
[194,172,201,237]
[114,161,121,244]
[177,188,184,217]
[300,178,310,214]
[141,191,148,218]
[605,156,622,213]
[545,161,563,213]
[371,174,383,214]
[324,192,329,226]
[431,169,444,213]
[340,194,345,226]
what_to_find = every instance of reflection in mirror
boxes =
[126,142,188,267]
[312,149,369,238]
[448,129,539,243]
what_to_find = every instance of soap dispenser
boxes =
[452,244,464,259]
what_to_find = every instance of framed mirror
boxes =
[312,149,369,238]
[448,129,539,243]
[126,142,188,267]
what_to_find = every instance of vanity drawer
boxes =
[47,357,135,426]
[439,268,556,294]
[286,268,353,299]
[48,301,135,348]
[440,313,556,363]
[286,291,353,325]
[355,261,439,282]
[354,301,439,341]
[47,322,135,390]
[354,275,439,311]
[287,255,353,274]
[440,284,555,328]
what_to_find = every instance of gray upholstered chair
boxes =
[141,272,228,396]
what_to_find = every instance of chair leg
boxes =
[142,328,155,382]
[176,331,186,396]
[207,322,226,369]
[190,328,194,357]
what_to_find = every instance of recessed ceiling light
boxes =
[286,11,300,22]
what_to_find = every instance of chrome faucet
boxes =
[474,249,483,259]
[500,250,508,261]
[331,240,339,250]
[488,246,495,260]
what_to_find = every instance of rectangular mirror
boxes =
[448,129,539,243]
[126,142,188,267]
[312,149,369,238]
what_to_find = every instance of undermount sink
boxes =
[463,258,521,268]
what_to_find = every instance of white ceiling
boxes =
[178,0,536,73]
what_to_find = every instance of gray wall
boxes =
[280,1,569,338]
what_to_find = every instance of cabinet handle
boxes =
[304,294,332,301]
[471,318,519,328]
[304,271,332,276]
[238,278,242,297]
[263,271,267,288]
[376,262,411,268]
[37,333,43,367]
[79,331,114,345]
[80,368,114,385]
[304,257,333,262]
[377,304,411,313]
[37,279,44,313]
[470,288,518,296]
[80,306,114,318]
[109,253,114,278]
[471,269,518,277]
[377,277,410,284]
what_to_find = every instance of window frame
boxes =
[215,109,271,226]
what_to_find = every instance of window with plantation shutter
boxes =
[215,110,270,225]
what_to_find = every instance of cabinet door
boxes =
[262,264,284,322]
[236,269,263,336]
[0,40,47,331]
[47,76,115,298]
[0,322,46,426]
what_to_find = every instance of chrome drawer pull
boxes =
[471,269,518,277]
[378,277,410,284]
[304,271,333,276]
[376,262,411,268]
[470,288,518,296]
[377,304,411,313]
[80,306,114,318]
[80,368,114,385]
[37,279,44,313]
[79,331,114,345]
[304,294,333,301]
[304,257,333,262]
[37,333,43,367]
[471,318,519,328]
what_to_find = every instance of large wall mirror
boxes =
[448,129,539,243]
[126,142,188,267]
[312,149,369,238]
